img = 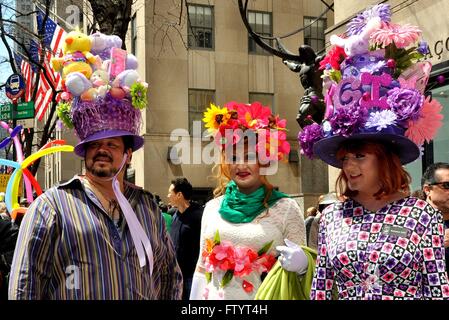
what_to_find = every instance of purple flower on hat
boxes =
[347,3,391,36]
[329,104,367,137]
[417,41,429,55]
[298,123,324,159]
[386,87,424,122]
[365,110,397,131]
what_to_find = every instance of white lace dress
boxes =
[193,196,306,300]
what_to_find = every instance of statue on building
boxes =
[237,0,329,129]
[278,42,326,129]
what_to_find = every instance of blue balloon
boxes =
[0,159,21,213]
[10,125,22,138]
[0,137,11,149]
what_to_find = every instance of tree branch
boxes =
[0,4,17,74]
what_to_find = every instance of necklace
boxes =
[85,178,121,222]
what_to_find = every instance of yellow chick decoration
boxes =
[51,30,98,96]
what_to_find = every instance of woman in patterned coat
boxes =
[310,140,449,299]
[298,3,449,300]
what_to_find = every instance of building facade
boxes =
[125,0,334,208]
[326,0,449,193]
[26,1,335,211]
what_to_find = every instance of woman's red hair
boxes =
[335,140,411,199]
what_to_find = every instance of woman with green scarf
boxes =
[189,101,308,300]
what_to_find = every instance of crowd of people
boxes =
[1,4,449,301]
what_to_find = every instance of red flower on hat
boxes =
[319,45,347,71]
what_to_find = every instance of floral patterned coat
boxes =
[311,197,449,300]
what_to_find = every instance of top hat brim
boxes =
[312,132,420,169]
[74,130,144,157]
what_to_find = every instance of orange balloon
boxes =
[11,207,27,222]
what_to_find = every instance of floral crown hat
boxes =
[298,4,444,168]
[202,101,291,162]
[54,30,148,157]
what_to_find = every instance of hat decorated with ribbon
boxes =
[202,101,291,162]
[53,30,148,157]
[298,4,444,168]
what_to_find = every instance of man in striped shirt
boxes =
[8,31,182,299]
[8,134,183,299]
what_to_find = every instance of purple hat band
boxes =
[313,125,420,169]
[74,130,144,157]
[71,93,143,157]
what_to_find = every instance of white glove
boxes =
[189,272,207,300]
[276,239,308,275]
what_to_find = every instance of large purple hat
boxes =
[298,4,444,168]
[71,94,144,157]
[55,31,148,157]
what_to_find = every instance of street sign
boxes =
[0,101,35,120]
[16,118,34,128]
[5,74,25,101]
[17,101,34,111]
[14,108,34,119]
[13,101,34,120]
[0,104,12,121]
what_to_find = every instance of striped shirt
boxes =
[8,176,183,300]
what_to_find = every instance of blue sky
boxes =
[0,3,14,102]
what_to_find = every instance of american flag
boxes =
[36,9,66,57]
[34,10,67,121]
[13,53,35,103]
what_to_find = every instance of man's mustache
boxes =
[93,152,113,162]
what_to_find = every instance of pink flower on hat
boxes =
[405,97,444,146]
[257,129,290,161]
[371,22,421,48]
[232,101,271,129]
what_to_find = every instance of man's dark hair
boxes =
[122,136,134,152]
[421,162,449,187]
[171,178,193,200]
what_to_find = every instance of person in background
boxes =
[168,177,204,300]
[422,162,449,276]
[305,192,339,251]
[158,202,173,233]
[305,206,318,219]
[411,189,426,200]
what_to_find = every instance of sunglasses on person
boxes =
[431,182,449,190]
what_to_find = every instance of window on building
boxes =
[304,17,326,53]
[79,11,84,28]
[131,13,137,55]
[188,89,215,135]
[248,11,272,55]
[188,5,214,49]
[249,92,275,113]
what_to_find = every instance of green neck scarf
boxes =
[219,180,289,223]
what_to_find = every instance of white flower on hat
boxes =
[365,110,397,131]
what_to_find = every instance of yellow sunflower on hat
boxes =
[203,103,230,134]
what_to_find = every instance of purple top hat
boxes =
[71,94,144,157]
[298,4,444,168]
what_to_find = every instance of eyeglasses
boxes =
[430,182,449,190]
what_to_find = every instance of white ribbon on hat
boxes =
[109,154,154,273]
